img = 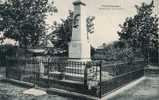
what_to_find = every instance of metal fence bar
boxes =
[99,61,102,98]
[0,56,146,98]
[99,60,145,97]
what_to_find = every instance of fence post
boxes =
[47,58,50,88]
[84,62,87,86]
[5,57,8,80]
[33,57,37,87]
[99,61,102,98]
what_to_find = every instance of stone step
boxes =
[48,71,84,82]
[48,65,85,82]
[47,79,86,92]
[49,72,84,77]
[64,74,84,82]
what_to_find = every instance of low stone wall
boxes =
[144,65,159,77]
[101,69,144,97]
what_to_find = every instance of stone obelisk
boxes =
[154,0,159,28]
[154,0,159,17]
[154,0,159,65]
[69,0,91,61]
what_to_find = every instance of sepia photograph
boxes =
[0,0,159,100]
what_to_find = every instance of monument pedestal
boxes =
[66,0,91,82]
[67,40,91,82]
[69,41,91,60]
[64,59,88,82]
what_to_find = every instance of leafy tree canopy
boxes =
[118,1,158,61]
[53,10,73,52]
[47,10,95,56]
[93,41,137,62]
[0,0,57,48]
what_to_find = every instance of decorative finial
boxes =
[73,0,86,6]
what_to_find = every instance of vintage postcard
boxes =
[0,0,159,100]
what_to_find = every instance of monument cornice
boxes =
[73,1,86,6]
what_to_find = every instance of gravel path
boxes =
[109,77,159,100]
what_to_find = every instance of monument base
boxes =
[68,58,91,62]
[68,40,91,82]
[64,58,91,82]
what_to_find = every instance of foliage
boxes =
[48,10,95,56]
[93,41,138,62]
[0,45,17,57]
[117,1,158,62]
[0,0,57,48]
[48,10,73,55]
[91,45,96,56]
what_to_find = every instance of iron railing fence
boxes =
[0,52,7,80]
[0,56,146,98]
[85,60,146,98]
[0,57,91,86]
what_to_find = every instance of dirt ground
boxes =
[0,81,76,100]
[0,76,159,100]
[109,77,159,100]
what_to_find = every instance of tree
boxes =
[93,41,135,62]
[48,10,73,55]
[0,0,57,48]
[118,1,158,62]
[48,10,95,56]
[52,11,73,54]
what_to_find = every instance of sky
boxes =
[46,0,153,47]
